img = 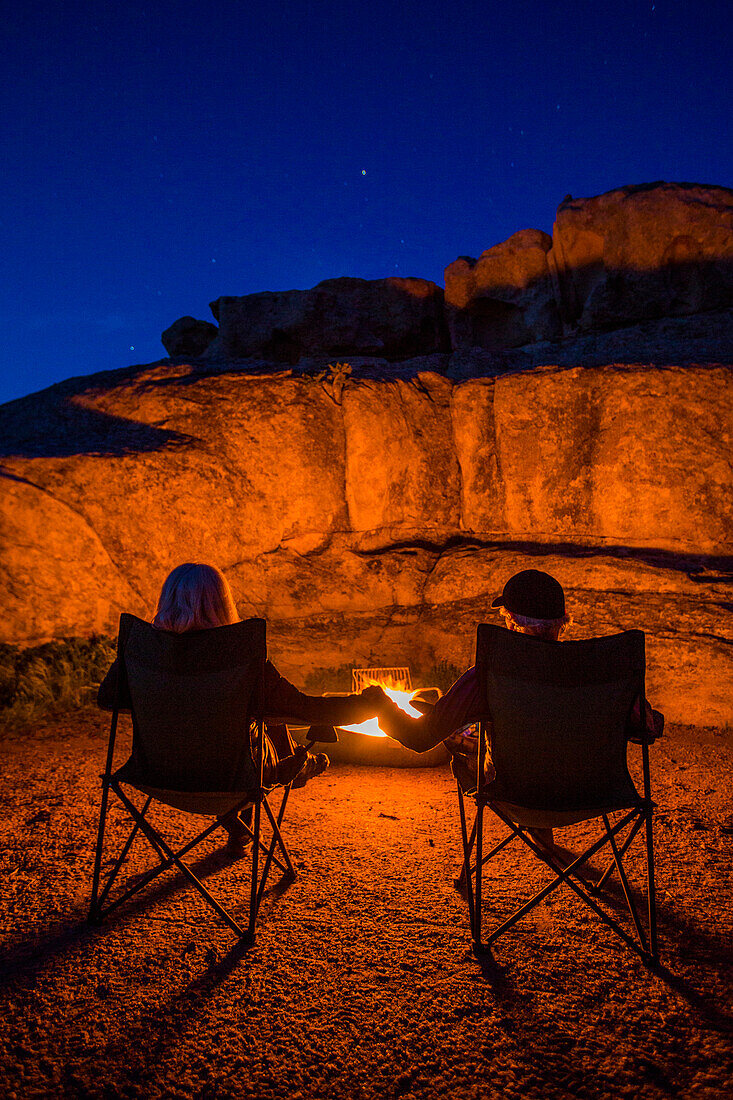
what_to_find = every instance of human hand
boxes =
[358,685,391,713]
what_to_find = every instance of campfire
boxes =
[294,666,445,767]
[339,667,437,737]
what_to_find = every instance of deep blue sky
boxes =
[1,0,731,405]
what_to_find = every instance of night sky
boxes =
[1,0,731,406]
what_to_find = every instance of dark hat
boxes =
[491,569,566,619]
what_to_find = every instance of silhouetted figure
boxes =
[99,562,385,850]
[376,569,663,853]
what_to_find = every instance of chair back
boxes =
[114,613,266,793]
[475,625,645,813]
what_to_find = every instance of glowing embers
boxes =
[340,667,435,738]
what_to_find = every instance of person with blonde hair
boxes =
[151,562,240,633]
[99,562,386,850]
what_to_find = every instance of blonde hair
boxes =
[152,563,239,633]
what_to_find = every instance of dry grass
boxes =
[0,637,116,726]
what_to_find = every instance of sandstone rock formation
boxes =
[549,182,733,331]
[1,359,731,728]
[5,181,733,728]
[444,229,560,350]
[445,182,733,353]
[208,276,449,362]
[164,182,732,364]
[161,316,218,358]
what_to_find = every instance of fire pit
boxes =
[295,667,448,768]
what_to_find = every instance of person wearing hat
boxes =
[375,568,662,851]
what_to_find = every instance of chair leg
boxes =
[96,796,154,911]
[486,805,653,958]
[602,813,647,953]
[457,784,476,935]
[112,784,248,939]
[91,782,296,945]
[89,776,111,923]
[474,801,484,950]
[645,805,659,961]
[255,794,297,910]
[95,788,227,919]
[597,812,645,889]
[90,708,121,923]
[268,785,296,878]
[456,811,477,888]
[247,796,262,942]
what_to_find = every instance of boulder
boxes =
[161,316,218,357]
[548,181,733,331]
[210,276,449,362]
[444,229,560,350]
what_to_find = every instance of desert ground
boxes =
[1,711,731,1099]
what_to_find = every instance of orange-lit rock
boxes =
[1,357,730,727]
[0,473,144,641]
[0,365,349,618]
[454,364,732,553]
[444,228,560,350]
[443,182,733,353]
[549,181,733,330]
[4,181,733,725]
[341,373,461,547]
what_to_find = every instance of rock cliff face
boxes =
[549,182,733,330]
[444,228,560,349]
[1,359,731,727]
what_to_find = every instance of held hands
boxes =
[358,685,391,713]
[356,684,411,740]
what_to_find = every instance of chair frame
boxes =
[456,639,659,963]
[89,632,298,946]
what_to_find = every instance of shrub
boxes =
[0,636,116,726]
[419,660,463,694]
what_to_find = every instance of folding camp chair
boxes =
[455,624,658,962]
[89,613,317,945]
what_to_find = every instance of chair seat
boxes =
[114,761,256,817]
[488,799,641,829]
[450,754,642,827]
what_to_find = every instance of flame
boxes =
[340,678,422,738]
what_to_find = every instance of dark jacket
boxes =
[98,658,379,727]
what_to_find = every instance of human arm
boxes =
[376,667,484,753]
[262,662,387,726]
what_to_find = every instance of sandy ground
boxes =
[0,711,732,1099]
